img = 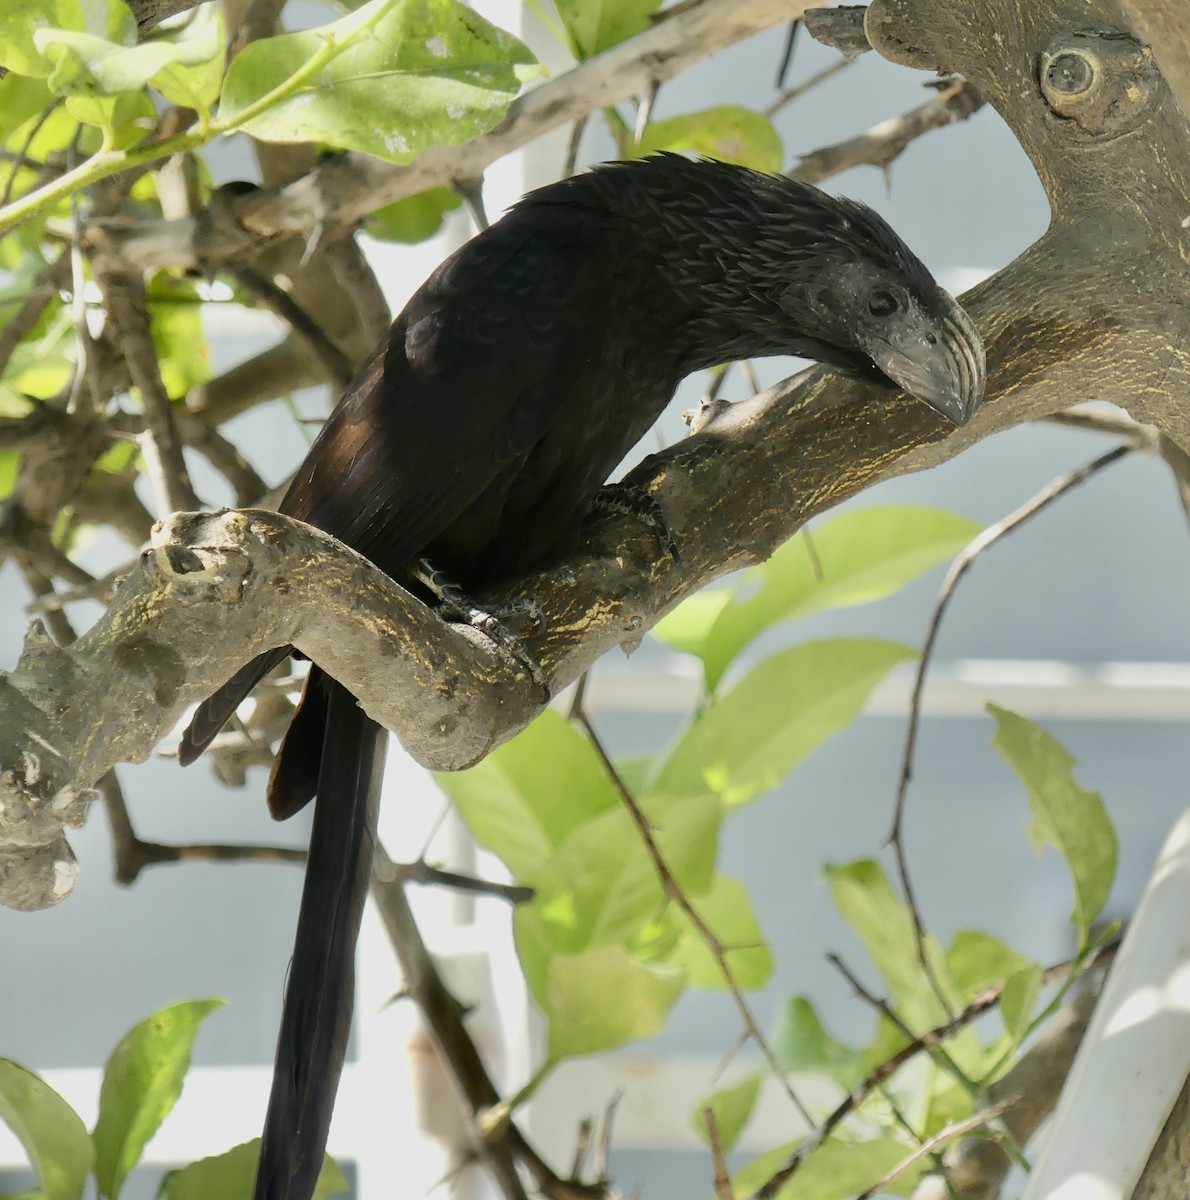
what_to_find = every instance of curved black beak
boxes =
[868,297,986,427]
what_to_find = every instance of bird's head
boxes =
[780,248,986,427]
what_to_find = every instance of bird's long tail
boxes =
[253,677,387,1200]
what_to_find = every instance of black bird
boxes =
[179,154,984,1200]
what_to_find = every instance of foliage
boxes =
[0,0,1133,1196]
[0,1000,348,1200]
[442,500,1120,1193]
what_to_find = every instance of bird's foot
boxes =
[593,482,682,567]
[413,559,551,701]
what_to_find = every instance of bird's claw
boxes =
[413,559,551,702]
[593,482,682,568]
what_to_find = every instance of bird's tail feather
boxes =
[253,678,387,1200]
[178,647,293,766]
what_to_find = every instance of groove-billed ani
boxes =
[179,154,984,1200]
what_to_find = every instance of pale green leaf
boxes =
[0,1061,92,1200]
[93,999,225,1200]
[654,506,979,691]
[633,106,783,173]
[367,186,462,243]
[1000,965,1043,1042]
[0,0,134,80]
[771,997,864,1091]
[147,273,211,399]
[656,639,912,807]
[731,1135,919,1199]
[989,705,1118,945]
[946,930,1033,1003]
[219,0,538,162]
[158,1139,348,1199]
[692,1074,761,1153]
[545,946,685,1059]
[671,875,772,991]
[553,0,661,59]
[438,709,619,883]
[147,3,225,114]
[514,790,721,971]
[825,860,957,1026]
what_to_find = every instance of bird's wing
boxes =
[280,199,613,575]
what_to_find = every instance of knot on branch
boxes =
[1039,29,1163,138]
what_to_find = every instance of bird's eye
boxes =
[867,289,899,317]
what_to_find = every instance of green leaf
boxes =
[692,1073,761,1153]
[731,1135,919,1199]
[771,997,864,1091]
[656,639,913,807]
[632,106,783,173]
[0,0,131,80]
[147,273,211,399]
[552,0,661,58]
[438,709,620,883]
[1000,965,1043,1043]
[147,3,226,115]
[671,875,773,991]
[946,930,1033,1003]
[367,186,463,243]
[544,946,685,1059]
[825,860,957,1026]
[0,445,24,498]
[0,1061,92,1200]
[158,1139,348,1199]
[219,0,539,162]
[0,74,57,144]
[989,705,1118,945]
[93,999,225,1200]
[654,506,979,692]
[514,790,721,968]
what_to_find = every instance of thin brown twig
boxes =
[0,99,62,209]
[789,79,985,186]
[570,702,815,1128]
[103,272,199,513]
[370,843,610,1200]
[854,1100,1015,1200]
[0,255,71,380]
[826,954,1028,1170]
[889,442,1133,1018]
[564,116,589,178]
[764,55,854,118]
[703,1107,734,1200]
[748,937,1117,1200]
[376,856,535,904]
[229,264,357,388]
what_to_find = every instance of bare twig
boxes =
[764,56,854,119]
[103,272,199,513]
[370,844,610,1200]
[0,256,71,380]
[570,702,814,1127]
[826,955,1027,1170]
[889,442,1133,1017]
[789,79,985,185]
[228,264,357,389]
[773,18,800,88]
[857,1101,1015,1200]
[564,117,589,179]
[704,1108,735,1200]
[375,856,534,904]
[323,236,392,346]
